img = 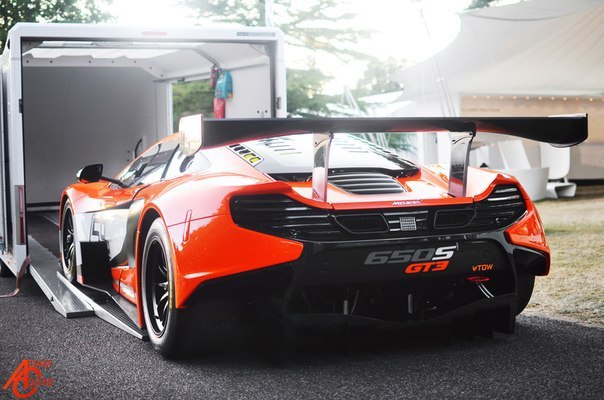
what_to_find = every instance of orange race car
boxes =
[59,115,587,357]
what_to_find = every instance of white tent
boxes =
[395,0,604,100]
[391,0,604,179]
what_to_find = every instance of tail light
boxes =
[505,201,550,274]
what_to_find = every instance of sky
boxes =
[111,0,474,91]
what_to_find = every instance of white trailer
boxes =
[0,23,286,334]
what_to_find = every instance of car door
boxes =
[74,139,179,267]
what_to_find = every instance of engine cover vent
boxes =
[328,172,405,195]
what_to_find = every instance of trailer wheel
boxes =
[60,202,77,282]
[141,218,181,357]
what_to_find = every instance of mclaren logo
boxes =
[364,245,457,274]
[392,200,421,206]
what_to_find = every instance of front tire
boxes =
[141,218,180,357]
[60,201,77,282]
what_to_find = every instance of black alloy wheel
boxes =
[142,218,181,357]
[60,202,76,282]
[146,236,170,335]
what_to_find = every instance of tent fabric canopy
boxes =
[393,0,604,99]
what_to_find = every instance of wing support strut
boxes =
[312,131,334,202]
[448,130,476,197]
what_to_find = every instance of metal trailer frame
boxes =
[0,23,286,337]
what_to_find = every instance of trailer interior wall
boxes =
[23,66,166,205]
[21,49,275,206]
[226,64,273,118]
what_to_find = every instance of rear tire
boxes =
[141,218,235,358]
[516,269,535,315]
[60,201,77,282]
[141,218,180,357]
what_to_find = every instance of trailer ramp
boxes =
[29,238,93,318]
[29,236,147,340]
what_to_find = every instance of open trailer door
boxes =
[1,23,286,335]
[0,70,7,253]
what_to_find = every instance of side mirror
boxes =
[77,164,103,183]
[179,114,203,156]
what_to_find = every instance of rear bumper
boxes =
[180,232,545,336]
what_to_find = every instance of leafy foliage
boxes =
[172,67,337,120]
[467,0,499,10]
[182,0,369,60]
[386,133,413,152]
[0,0,112,49]
[352,57,413,152]
[286,68,338,117]
[171,80,215,131]
[179,0,371,117]
[178,1,413,153]
[352,57,406,98]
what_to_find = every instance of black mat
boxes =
[27,212,60,258]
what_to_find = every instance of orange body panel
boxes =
[167,216,303,308]
[110,267,123,292]
[118,267,138,303]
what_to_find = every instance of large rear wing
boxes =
[179,115,588,200]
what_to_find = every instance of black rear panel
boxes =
[296,240,508,286]
[183,234,520,330]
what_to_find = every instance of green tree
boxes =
[286,68,338,117]
[172,80,215,131]
[171,67,338,120]
[352,57,406,98]
[351,57,414,152]
[183,0,369,61]
[180,0,370,116]
[467,0,500,9]
[0,0,112,49]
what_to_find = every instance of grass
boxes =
[525,194,604,326]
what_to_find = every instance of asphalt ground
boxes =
[0,274,603,400]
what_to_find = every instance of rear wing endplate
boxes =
[179,115,588,201]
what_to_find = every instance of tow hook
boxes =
[467,276,494,299]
